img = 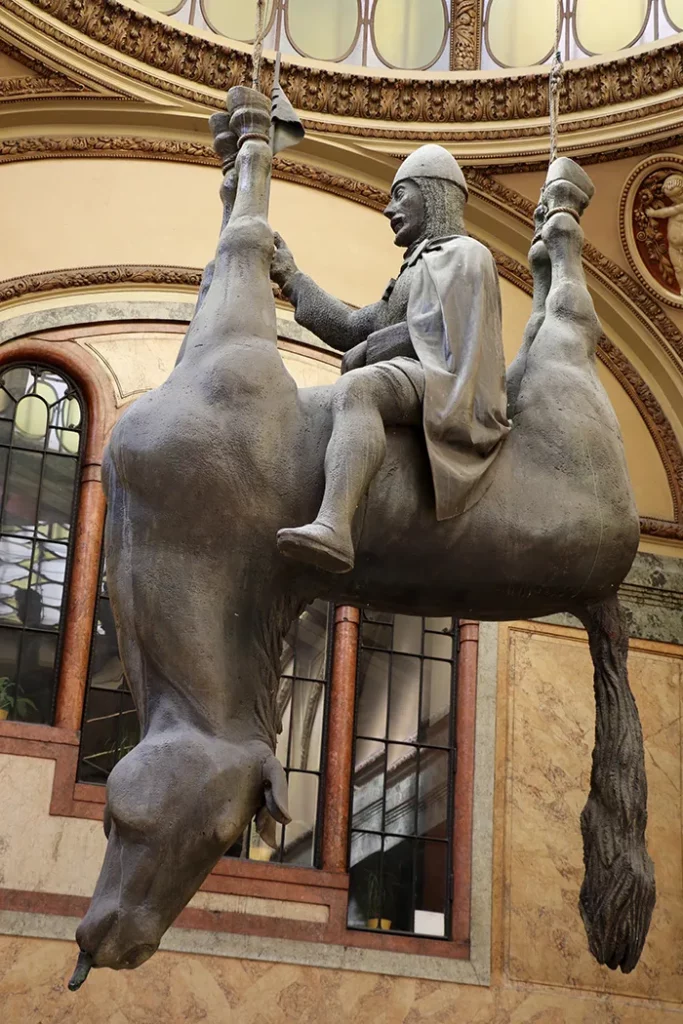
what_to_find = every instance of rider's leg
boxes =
[277,362,423,573]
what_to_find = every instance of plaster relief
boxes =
[621,155,683,308]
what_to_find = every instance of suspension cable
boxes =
[549,0,564,164]
[252,0,267,91]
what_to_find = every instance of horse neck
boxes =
[139,593,298,751]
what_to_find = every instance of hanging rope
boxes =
[252,0,267,91]
[548,0,564,164]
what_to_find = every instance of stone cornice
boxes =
[4,0,683,150]
[0,22,126,100]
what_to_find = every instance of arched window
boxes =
[0,364,84,725]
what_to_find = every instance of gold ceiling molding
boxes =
[5,0,683,140]
[0,22,122,99]
[0,132,392,210]
[450,0,482,71]
[0,134,217,164]
[0,32,87,97]
[0,265,202,304]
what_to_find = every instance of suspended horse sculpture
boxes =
[69,86,655,987]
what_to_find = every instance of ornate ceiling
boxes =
[2,0,683,164]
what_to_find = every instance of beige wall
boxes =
[0,160,398,310]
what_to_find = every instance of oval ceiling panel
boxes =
[202,0,275,43]
[486,0,556,67]
[287,0,360,61]
[373,0,447,69]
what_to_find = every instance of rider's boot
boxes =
[277,519,354,574]
[277,524,354,574]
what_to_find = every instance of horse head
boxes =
[74,727,289,973]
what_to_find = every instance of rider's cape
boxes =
[406,235,511,521]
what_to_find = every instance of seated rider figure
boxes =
[271,144,511,573]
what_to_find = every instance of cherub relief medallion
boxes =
[621,154,683,308]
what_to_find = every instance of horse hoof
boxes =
[277,525,354,574]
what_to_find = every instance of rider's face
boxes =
[384,180,425,248]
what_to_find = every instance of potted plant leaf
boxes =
[364,869,397,931]
[0,676,37,721]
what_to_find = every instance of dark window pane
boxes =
[418,748,449,839]
[3,449,42,532]
[355,649,389,739]
[0,627,21,718]
[393,614,423,655]
[37,454,77,539]
[419,658,453,745]
[352,744,385,833]
[349,611,457,938]
[387,654,420,741]
[0,363,83,726]
[15,631,57,724]
[0,536,32,625]
[385,742,416,836]
[27,541,68,630]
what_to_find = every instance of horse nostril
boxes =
[121,943,157,969]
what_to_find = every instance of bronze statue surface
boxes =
[69,86,655,988]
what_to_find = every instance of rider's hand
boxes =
[271,233,299,294]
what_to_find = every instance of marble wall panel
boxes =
[504,625,683,1004]
[2,935,683,1024]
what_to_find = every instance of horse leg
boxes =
[538,160,602,366]
[506,202,552,417]
[574,595,656,973]
[182,87,277,359]
[175,110,239,366]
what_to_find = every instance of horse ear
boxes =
[254,804,278,850]
[262,755,291,825]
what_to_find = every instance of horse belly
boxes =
[350,384,638,617]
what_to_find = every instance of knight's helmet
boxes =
[392,144,468,198]
[392,145,469,238]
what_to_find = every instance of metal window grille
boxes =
[78,563,138,781]
[227,600,334,866]
[347,611,458,938]
[78,569,333,868]
[0,364,84,726]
